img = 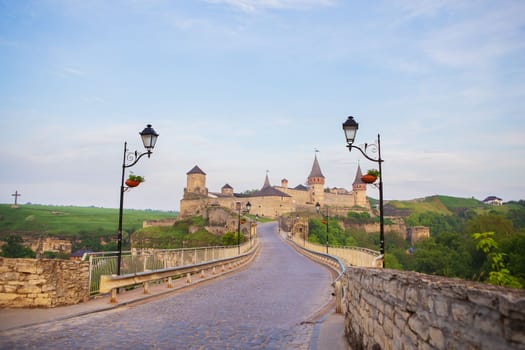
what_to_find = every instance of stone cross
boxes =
[11,190,21,208]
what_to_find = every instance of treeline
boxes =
[309,203,525,288]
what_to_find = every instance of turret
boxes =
[221,184,234,196]
[352,165,368,207]
[307,154,325,205]
[184,165,208,198]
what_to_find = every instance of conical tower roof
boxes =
[308,154,325,179]
[353,164,364,184]
[254,172,291,197]
[186,165,206,175]
[262,173,271,189]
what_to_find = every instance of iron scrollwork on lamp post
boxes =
[342,116,385,266]
[117,124,159,276]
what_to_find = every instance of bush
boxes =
[0,235,36,258]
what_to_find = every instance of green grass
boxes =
[0,204,177,238]
[436,195,484,210]
[387,197,452,216]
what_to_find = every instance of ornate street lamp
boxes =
[117,124,159,275]
[342,116,385,265]
[316,202,329,254]
[236,201,251,255]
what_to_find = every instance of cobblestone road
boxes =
[0,222,333,350]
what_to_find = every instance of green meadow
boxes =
[0,204,177,238]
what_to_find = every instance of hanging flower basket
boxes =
[362,169,379,184]
[361,174,377,184]
[126,173,145,188]
[125,179,141,187]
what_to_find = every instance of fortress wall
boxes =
[143,219,177,228]
[0,258,90,308]
[275,187,310,204]
[249,196,294,218]
[343,267,525,350]
[325,192,357,208]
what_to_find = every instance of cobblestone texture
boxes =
[0,223,333,349]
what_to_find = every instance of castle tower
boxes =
[352,165,368,207]
[307,154,325,205]
[221,184,234,196]
[184,165,208,198]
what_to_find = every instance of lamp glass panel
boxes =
[343,127,357,144]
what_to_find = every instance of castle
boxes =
[179,154,371,219]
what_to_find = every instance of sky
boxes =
[1,0,524,211]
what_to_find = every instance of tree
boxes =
[0,235,36,258]
[411,236,472,278]
[473,232,522,288]
[221,232,244,246]
[467,214,513,238]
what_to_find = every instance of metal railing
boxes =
[288,234,381,267]
[86,242,254,295]
[99,241,261,303]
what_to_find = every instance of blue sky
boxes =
[1,0,524,211]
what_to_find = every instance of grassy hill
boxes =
[385,195,496,217]
[0,204,177,238]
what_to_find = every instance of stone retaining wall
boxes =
[0,258,90,308]
[344,267,525,349]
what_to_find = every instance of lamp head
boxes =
[315,202,321,213]
[140,124,159,152]
[342,116,359,148]
[246,201,251,212]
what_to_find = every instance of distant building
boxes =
[483,196,503,206]
[179,154,371,219]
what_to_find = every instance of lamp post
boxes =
[342,116,385,263]
[236,201,251,255]
[315,202,329,254]
[117,124,159,275]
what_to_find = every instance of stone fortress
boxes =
[179,154,430,244]
[180,154,371,219]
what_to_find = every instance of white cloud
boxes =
[205,0,337,13]
[421,3,525,67]
[391,0,466,19]
[62,67,86,76]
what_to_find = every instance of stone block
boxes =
[504,317,525,344]
[1,272,20,280]
[0,292,19,302]
[2,284,19,293]
[473,307,502,338]
[42,284,56,292]
[406,286,419,309]
[33,296,52,307]
[499,295,525,320]
[408,314,429,341]
[383,316,394,338]
[451,302,472,324]
[394,308,411,329]
[393,327,404,350]
[429,327,445,348]
[417,342,433,350]
[18,284,42,294]
[432,296,449,318]
[467,288,499,311]
[15,261,38,274]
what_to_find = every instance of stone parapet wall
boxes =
[142,219,177,228]
[0,258,90,308]
[344,267,525,350]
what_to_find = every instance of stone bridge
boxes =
[1,222,524,349]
